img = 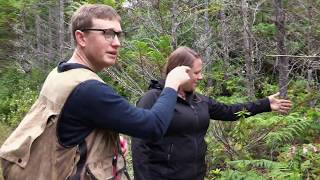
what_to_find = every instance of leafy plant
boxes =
[253,23,276,38]
[0,65,45,127]
[265,113,311,147]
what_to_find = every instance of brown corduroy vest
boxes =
[0,67,128,180]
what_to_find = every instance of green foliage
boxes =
[200,60,246,97]
[121,35,171,73]
[208,149,319,179]
[265,113,311,147]
[213,144,320,179]
[120,35,171,78]
[192,0,223,16]
[75,0,114,7]
[215,93,248,104]
[257,80,278,98]
[0,65,45,127]
[1,1,320,179]
[224,159,302,179]
[100,35,172,102]
[1,88,38,127]
[66,0,126,17]
[0,0,22,67]
[253,23,276,38]
[65,1,85,17]
[205,77,319,178]
[0,0,21,24]
[208,169,266,180]
[98,71,131,99]
[102,0,115,6]
[206,89,319,179]
[229,110,252,154]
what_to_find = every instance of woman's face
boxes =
[180,58,203,92]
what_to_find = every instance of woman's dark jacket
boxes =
[131,80,271,180]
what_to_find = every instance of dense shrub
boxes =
[0,65,46,127]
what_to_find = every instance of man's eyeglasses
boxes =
[80,28,124,41]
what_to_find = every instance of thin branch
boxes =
[267,55,320,58]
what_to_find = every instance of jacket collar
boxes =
[148,79,165,90]
[148,79,198,105]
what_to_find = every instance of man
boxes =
[0,4,190,180]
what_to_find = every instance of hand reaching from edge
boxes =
[165,66,191,91]
[268,92,292,114]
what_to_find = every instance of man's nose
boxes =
[112,36,121,47]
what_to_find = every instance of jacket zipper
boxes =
[167,143,174,165]
[190,104,199,177]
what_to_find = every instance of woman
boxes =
[131,47,292,180]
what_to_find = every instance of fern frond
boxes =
[265,115,311,147]
[228,159,286,170]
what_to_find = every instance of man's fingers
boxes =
[269,92,280,98]
[272,92,280,97]
[179,65,191,72]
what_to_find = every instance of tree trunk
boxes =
[18,10,32,73]
[58,0,64,61]
[220,9,230,71]
[171,0,178,49]
[306,1,316,107]
[48,6,54,64]
[241,0,255,100]
[35,13,42,65]
[274,0,289,98]
[307,69,317,107]
[307,0,313,55]
[203,0,213,88]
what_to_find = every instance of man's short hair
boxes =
[70,4,121,42]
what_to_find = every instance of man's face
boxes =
[180,58,203,92]
[82,18,122,71]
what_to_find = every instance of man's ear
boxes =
[75,30,86,47]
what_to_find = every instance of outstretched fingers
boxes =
[278,100,292,113]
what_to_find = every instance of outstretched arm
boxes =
[208,92,292,121]
[208,97,271,121]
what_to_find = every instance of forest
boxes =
[0,0,319,179]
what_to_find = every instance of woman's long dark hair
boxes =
[164,47,202,103]
[164,47,200,76]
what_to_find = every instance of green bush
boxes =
[0,65,45,127]
[205,90,320,179]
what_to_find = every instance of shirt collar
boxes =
[57,61,93,72]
